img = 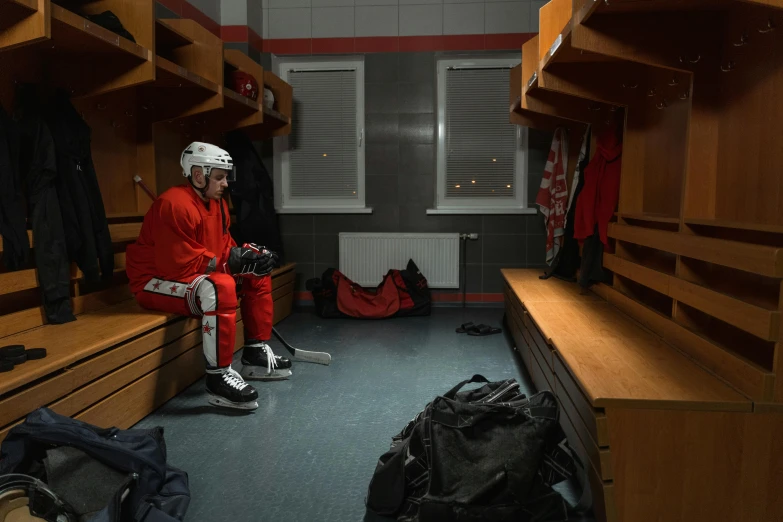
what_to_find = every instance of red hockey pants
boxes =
[135,273,273,369]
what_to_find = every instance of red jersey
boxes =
[126,185,235,294]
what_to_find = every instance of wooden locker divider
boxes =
[261,69,293,138]
[0,0,49,51]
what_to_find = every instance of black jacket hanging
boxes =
[225,130,284,260]
[16,85,75,324]
[47,90,114,282]
[0,105,31,271]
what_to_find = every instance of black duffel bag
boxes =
[0,408,190,521]
[366,375,590,522]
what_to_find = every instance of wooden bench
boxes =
[0,222,296,442]
[503,268,783,522]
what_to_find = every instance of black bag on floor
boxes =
[366,375,590,522]
[0,408,190,521]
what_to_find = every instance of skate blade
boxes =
[207,393,259,411]
[240,367,292,381]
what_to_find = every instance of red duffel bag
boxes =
[307,259,431,319]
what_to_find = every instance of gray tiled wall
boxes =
[276,51,552,297]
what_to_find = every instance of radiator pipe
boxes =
[459,233,479,308]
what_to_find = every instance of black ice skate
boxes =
[206,366,259,410]
[241,341,292,381]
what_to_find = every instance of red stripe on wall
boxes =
[440,34,486,51]
[221,25,248,43]
[249,27,263,54]
[354,36,399,53]
[266,34,535,54]
[265,38,313,55]
[313,37,356,54]
[158,0,183,16]
[182,1,220,37]
[485,33,536,50]
[398,35,443,52]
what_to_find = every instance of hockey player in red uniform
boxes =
[126,142,292,411]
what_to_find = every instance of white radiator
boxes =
[338,233,460,289]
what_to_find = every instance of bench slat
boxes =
[0,300,175,396]
[52,331,201,418]
[74,344,204,430]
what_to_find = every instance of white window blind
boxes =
[273,58,367,214]
[445,68,516,198]
[289,69,358,199]
[434,57,529,215]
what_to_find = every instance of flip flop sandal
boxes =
[6,353,27,365]
[0,344,24,359]
[467,324,503,336]
[456,322,475,333]
[26,348,47,360]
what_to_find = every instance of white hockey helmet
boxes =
[180,142,235,183]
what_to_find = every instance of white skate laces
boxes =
[261,343,278,375]
[223,367,249,390]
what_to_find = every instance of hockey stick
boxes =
[272,327,332,365]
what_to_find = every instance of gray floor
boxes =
[135,308,581,522]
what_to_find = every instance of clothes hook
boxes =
[733,33,749,46]
[721,60,736,72]
[679,54,701,64]
[588,103,602,111]
[125,110,133,117]
[96,103,107,110]
[668,77,679,86]
[647,88,657,97]
[656,98,669,110]
[758,18,776,33]
[622,82,639,89]
[111,120,122,128]
[679,91,689,100]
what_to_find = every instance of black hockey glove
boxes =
[226,244,278,277]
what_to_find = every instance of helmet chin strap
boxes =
[187,168,210,198]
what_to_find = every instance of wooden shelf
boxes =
[620,213,680,224]
[155,56,219,93]
[155,19,193,49]
[0,0,45,51]
[541,24,612,71]
[684,218,783,235]
[10,0,38,9]
[224,88,260,111]
[605,253,780,341]
[263,105,290,125]
[609,223,783,278]
[50,5,149,60]
[599,282,774,402]
[578,0,732,23]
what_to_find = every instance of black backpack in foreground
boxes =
[0,408,190,522]
[366,375,591,522]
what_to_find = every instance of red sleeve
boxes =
[154,199,217,278]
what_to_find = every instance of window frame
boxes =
[431,56,533,216]
[273,57,369,214]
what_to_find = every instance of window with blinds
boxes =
[435,58,527,214]
[274,59,366,213]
